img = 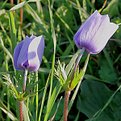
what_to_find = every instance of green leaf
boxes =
[55,5,74,34]
[0,38,13,64]
[70,54,90,90]
[48,97,62,121]
[70,68,83,90]
[102,0,121,17]
[55,61,67,86]
[77,80,112,121]
[38,73,50,121]
[8,11,17,52]
[10,1,27,11]
[85,84,121,121]
[55,50,83,91]
[65,50,80,76]
[0,100,17,121]
[23,102,30,121]
[98,57,117,84]
[2,74,19,98]
[25,4,47,34]
[44,82,62,121]
[74,112,80,121]
[110,92,121,121]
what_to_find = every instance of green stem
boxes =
[35,72,38,121]
[38,73,50,121]
[70,48,85,85]
[23,69,28,92]
[74,48,85,72]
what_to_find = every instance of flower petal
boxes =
[28,35,44,71]
[13,41,24,70]
[73,10,119,54]
[17,36,33,69]
[74,10,103,48]
[91,15,119,54]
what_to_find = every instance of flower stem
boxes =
[70,48,85,83]
[74,48,85,72]
[19,70,28,121]
[10,0,14,5]
[23,69,28,92]
[19,0,23,30]
[19,101,23,121]
[63,48,85,121]
[63,91,71,121]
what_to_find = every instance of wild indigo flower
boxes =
[14,35,44,71]
[74,10,119,54]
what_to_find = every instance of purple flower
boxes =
[13,35,44,71]
[74,10,119,54]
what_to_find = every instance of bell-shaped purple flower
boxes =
[13,35,44,71]
[74,10,119,54]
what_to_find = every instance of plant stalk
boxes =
[10,0,14,5]
[63,48,85,121]
[19,69,28,121]
[19,101,23,121]
[63,91,71,121]
[23,69,28,92]
[19,0,23,32]
[71,48,85,81]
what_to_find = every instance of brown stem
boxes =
[19,101,23,121]
[10,0,14,5]
[63,91,71,121]
[19,70,28,121]
[20,0,23,32]
[100,0,107,13]
[20,7,23,28]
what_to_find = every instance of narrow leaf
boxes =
[0,100,17,121]
[10,1,27,11]
[65,50,80,76]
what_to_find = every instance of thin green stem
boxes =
[38,73,50,121]
[47,0,56,102]
[35,72,38,121]
[70,48,85,85]
[44,1,57,120]
[74,48,85,72]
[23,69,28,92]
[5,55,10,121]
